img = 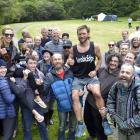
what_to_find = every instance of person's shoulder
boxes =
[38,59,43,64]
[93,43,101,53]
[45,40,53,46]
[59,39,63,44]
[93,43,100,49]
[134,78,140,88]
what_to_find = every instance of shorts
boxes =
[72,76,100,91]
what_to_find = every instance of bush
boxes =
[36,1,66,20]
[130,10,140,21]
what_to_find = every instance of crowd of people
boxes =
[0,24,140,140]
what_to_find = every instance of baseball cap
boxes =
[63,40,72,49]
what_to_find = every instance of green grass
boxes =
[3,19,140,140]
[10,18,140,52]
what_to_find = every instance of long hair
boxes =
[106,53,122,68]
[0,26,14,48]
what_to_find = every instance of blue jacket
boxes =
[44,68,73,112]
[0,77,16,119]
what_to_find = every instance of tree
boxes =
[36,1,66,20]
[0,0,12,24]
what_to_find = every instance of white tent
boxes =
[97,13,106,21]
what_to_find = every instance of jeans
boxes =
[1,117,16,140]
[21,105,48,140]
[58,111,77,140]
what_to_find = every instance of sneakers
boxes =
[75,123,86,137]
[34,112,44,123]
[102,120,113,136]
[34,98,47,108]
[13,130,17,138]
[49,119,54,125]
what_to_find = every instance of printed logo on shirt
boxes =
[76,55,94,63]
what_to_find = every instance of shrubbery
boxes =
[0,0,140,24]
[130,10,140,21]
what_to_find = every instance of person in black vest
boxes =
[67,25,112,137]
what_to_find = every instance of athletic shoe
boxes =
[34,113,44,123]
[75,123,86,137]
[49,119,54,125]
[102,120,113,135]
[13,130,17,138]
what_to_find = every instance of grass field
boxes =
[3,19,140,140]
[11,18,140,52]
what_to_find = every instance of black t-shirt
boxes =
[71,42,96,78]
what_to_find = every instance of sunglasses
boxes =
[108,44,115,47]
[63,46,71,49]
[48,29,52,31]
[4,33,14,37]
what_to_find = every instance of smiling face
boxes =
[52,53,64,70]
[120,44,129,56]
[43,52,51,62]
[26,58,37,72]
[3,29,14,44]
[132,37,139,48]
[0,66,7,77]
[77,28,89,44]
[108,56,119,71]
[108,41,116,53]
[52,28,60,42]
[124,52,135,65]
[34,36,41,47]
[118,64,134,87]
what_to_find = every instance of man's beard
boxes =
[55,65,63,71]
[118,76,132,89]
[118,80,129,88]
[79,37,89,44]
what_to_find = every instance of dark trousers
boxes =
[21,104,48,140]
[0,120,3,136]
[44,97,55,124]
[1,117,16,140]
[58,111,76,140]
[84,101,107,140]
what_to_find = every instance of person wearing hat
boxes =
[37,49,53,76]
[37,49,54,125]
[63,40,72,62]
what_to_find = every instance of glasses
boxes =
[48,29,52,31]
[4,33,14,37]
[63,46,71,49]
[108,44,115,47]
